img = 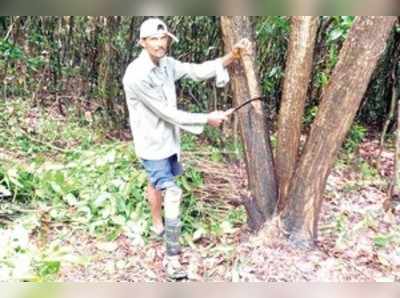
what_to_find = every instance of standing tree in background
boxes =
[386,99,400,211]
[394,99,400,198]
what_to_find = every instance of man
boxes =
[122,17,250,279]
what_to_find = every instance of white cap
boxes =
[139,18,179,43]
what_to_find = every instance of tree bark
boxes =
[393,99,400,197]
[98,16,119,127]
[281,16,397,247]
[388,34,400,208]
[276,16,320,212]
[221,16,278,228]
[386,99,400,212]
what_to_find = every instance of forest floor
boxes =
[1,100,399,282]
[55,139,400,282]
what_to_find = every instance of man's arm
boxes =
[127,79,228,134]
[172,38,251,81]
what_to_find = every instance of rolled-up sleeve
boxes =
[128,79,208,134]
[171,57,229,87]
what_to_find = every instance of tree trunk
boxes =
[276,16,320,211]
[393,100,400,197]
[281,16,397,247]
[394,99,400,197]
[96,16,120,127]
[221,16,278,229]
[386,99,400,212]
[388,32,400,208]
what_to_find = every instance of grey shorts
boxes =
[141,154,183,191]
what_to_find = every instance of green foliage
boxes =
[167,16,227,118]
[0,35,48,98]
[0,166,37,202]
[226,207,246,227]
[2,140,243,242]
[0,99,101,158]
[0,39,24,60]
[327,16,354,43]
[181,133,198,151]
[324,16,354,70]
[343,123,367,153]
[36,260,61,279]
[373,234,394,248]
[256,16,290,118]
[335,212,348,233]
[314,70,329,89]
[0,99,244,247]
[358,161,378,179]
[358,24,399,126]
[308,16,355,121]
[303,106,319,127]
[168,16,221,63]
[0,16,397,130]
[203,126,223,146]
[1,16,395,138]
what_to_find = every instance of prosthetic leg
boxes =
[163,185,187,279]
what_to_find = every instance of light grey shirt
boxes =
[122,50,230,160]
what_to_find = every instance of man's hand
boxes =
[222,38,252,67]
[232,38,252,59]
[207,109,233,127]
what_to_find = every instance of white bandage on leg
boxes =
[164,185,182,220]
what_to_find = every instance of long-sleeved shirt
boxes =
[122,50,229,160]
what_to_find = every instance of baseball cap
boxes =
[139,18,179,43]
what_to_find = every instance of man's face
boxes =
[140,34,170,62]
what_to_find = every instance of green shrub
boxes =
[343,123,367,153]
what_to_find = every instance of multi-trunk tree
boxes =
[221,16,397,246]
